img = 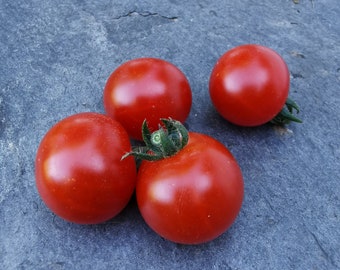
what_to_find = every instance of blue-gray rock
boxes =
[1,0,339,269]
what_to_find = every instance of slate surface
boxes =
[1,1,340,269]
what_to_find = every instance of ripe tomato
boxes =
[135,126,244,244]
[35,112,137,224]
[103,58,192,140]
[209,44,290,126]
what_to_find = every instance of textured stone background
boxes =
[1,0,340,269]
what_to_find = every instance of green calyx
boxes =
[271,97,303,125]
[122,118,189,161]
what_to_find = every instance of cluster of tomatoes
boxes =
[35,44,301,245]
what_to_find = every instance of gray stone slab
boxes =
[1,0,339,269]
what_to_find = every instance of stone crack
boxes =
[113,11,178,21]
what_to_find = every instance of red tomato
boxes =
[103,58,192,140]
[209,44,290,126]
[136,132,244,244]
[35,112,137,224]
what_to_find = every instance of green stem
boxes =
[122,119,189,161]
[271,97,303,125]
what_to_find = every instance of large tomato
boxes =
[209,44,290,126]
[35,112,137,224]
[103,58,192,140]
[131,120,244,244]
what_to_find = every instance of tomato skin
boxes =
[35,112,137,224]
[103,58,192,140]
[136,132,244,244]
[209,44,290,126]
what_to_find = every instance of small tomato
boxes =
[103,58,192,140]
[209,44,301,126]
[35,112,137,224]
[126,119,244,244]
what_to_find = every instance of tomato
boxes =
[209,44,290,126]
[103,58,192,140]
[35,112,137,224]
[131,120,244,244]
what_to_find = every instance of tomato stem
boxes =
[271,97,302,125]
[122,119,189,161]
